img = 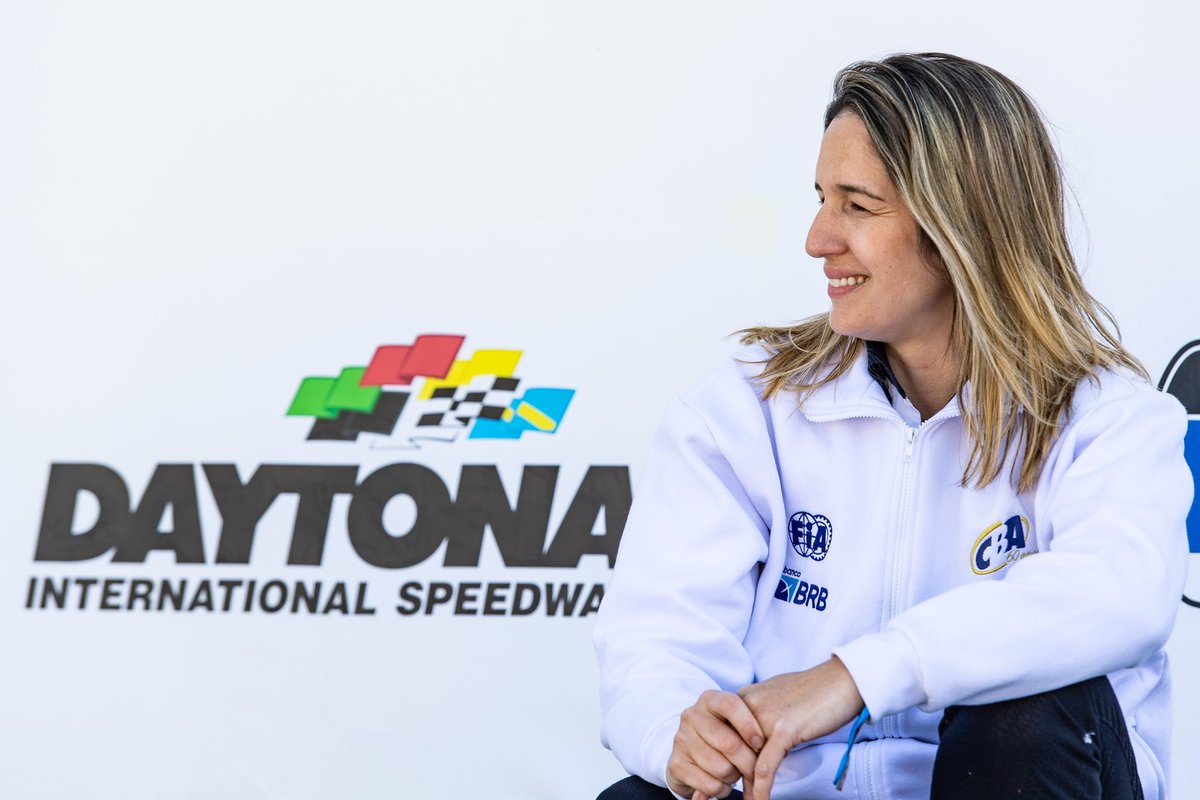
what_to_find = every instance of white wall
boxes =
[2,1,1198,797]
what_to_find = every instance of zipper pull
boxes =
[904,427,916,462]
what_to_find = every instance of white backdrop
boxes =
[3,1,1199,798]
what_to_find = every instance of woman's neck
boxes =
[885,339,962,421]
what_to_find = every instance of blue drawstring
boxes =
[833,706,871,791]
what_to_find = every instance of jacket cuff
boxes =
[833,629,927,719]
[642,714,683,795]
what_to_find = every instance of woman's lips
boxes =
[827,275,868,298]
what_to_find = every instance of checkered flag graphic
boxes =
[416,375,521,428]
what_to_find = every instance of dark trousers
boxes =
[596,676,1143,799]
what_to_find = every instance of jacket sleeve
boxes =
[834,383,1193,718]
[593,397,770,787]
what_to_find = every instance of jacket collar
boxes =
[799,350,896,422]
[866,340,907,401]
[798,348,965,424]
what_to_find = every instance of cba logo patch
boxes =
[971,515,1033,575]
[789,512,832,561]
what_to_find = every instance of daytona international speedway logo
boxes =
[287,334,575,445]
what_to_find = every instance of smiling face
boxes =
[807,113,956,357]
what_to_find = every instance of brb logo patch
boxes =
[774,567,829,612]
[788,512,832,561]
[971,515,1034,575]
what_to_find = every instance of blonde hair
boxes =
[742,53,1145,492]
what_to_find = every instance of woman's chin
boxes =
[827,313,865,340]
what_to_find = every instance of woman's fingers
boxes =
[750,734,793,800]
[701,690,766,752]
[669,689,766,800]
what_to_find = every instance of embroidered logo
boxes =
[788,512,832,561]
[971,515,1036,575]
[773,567,829,611]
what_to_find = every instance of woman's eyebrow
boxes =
[814,181,887,203]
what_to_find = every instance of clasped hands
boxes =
[665,657,864,800]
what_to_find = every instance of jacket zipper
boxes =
[882,425,919,740]
[805,409,955,742]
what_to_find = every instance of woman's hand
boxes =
[666,689,765,800]
[736,658,865,800]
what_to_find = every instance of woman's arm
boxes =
[594,394,772,793]
[834,378,1192,721]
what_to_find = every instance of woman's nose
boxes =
[805,204,844,260]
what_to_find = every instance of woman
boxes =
[593,53,1191,800]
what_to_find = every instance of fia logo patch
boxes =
[971,515,1035,575]
[788,511,832,561]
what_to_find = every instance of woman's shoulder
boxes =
[649,343,796,468]
[676,342,779,418]
[645,345,798,511]
[1064,366,1187,434]
[1072,366,1180,411]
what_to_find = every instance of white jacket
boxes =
[594,346,1192,800]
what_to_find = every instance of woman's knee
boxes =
[596,776,677,800]
[938,675,1115,757]
[931,677,1130,800]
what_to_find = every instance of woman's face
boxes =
[807,113,955,355]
